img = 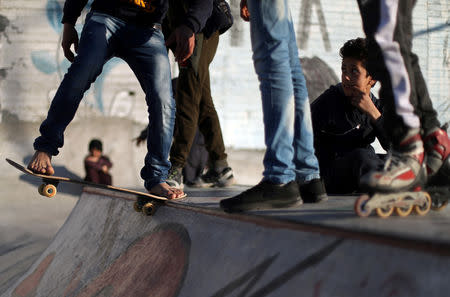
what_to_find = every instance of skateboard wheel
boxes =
[42,184,57,198]
[354,194,371,217]
[38,184,46,196]
[375,206,394,218]
[394,196,413,217]
[133,201,143,213]
[414,193,432,216]
[142,202,156,216]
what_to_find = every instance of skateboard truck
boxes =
[133,196,161,216]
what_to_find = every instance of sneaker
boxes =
[166,166,184,189]
[298,179,328,203]
[219,180,303,212]
[424,124,450,177]
[193,167,235,188]
[360,128,426,192]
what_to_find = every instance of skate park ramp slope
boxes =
[3,187,450,297]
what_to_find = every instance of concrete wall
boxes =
[0,117,148,186]
[0,116,265,188]
[0,0,448,147]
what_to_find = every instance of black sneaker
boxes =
[193,167,235,188]
[220,180,303,212]
[166,166,183,189]
[298,178,328,203]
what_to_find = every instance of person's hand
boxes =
[349,87,381,121]
[165,25,195,63]
[240,0,250,21]
[102,165,108,173]
[61,23,79,62]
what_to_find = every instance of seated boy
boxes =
[311,38,390,194]
[84,139,113,185]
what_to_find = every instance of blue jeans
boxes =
[33,12,175,190]
[248,0,320,184]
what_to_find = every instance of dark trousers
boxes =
[183,130,209,184]
[357,0,440,142]
[170,31,227,168]
[322,148,385,194]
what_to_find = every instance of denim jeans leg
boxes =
[248,0,296,184]
[33,12,115,156]
[288,20,321,182]
[120,25,175,190]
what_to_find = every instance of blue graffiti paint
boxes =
[31,51,58,74]
[414,23,449,37]
[31,0,124,114]
[46,0,63,33]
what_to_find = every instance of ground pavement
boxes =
[1,180,450,296]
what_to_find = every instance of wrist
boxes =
[63,23,75,29]
[368,108,381,122]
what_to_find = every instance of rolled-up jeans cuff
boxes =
[33,137,59,156]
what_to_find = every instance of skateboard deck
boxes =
[6,158,185,215]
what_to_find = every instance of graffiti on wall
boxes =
[27,0,337,118]
[30,0,136,117]
[225,0,332,51]
[0,14,21,85]
[26,0,448,122]
[297,0,331,51]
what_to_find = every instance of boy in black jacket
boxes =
[311,38,390,193]
[27,0,213,199]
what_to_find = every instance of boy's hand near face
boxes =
[349,86,381,122]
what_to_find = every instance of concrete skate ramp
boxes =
[3,189,450,297]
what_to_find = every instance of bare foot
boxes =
[150,183,185,200]
[28,151,55,175]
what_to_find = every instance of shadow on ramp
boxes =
[20,155,83,197]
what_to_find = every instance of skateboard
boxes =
[6,158,185,216]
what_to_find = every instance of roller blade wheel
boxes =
[414,193,432,216]
[431,200,448,211]
[394,196,414,217]
[354,194,371,217]
[375,205,394,218]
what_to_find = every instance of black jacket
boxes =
[311,83,390,168]
[163,0,231,39]
[62,0,213,33]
